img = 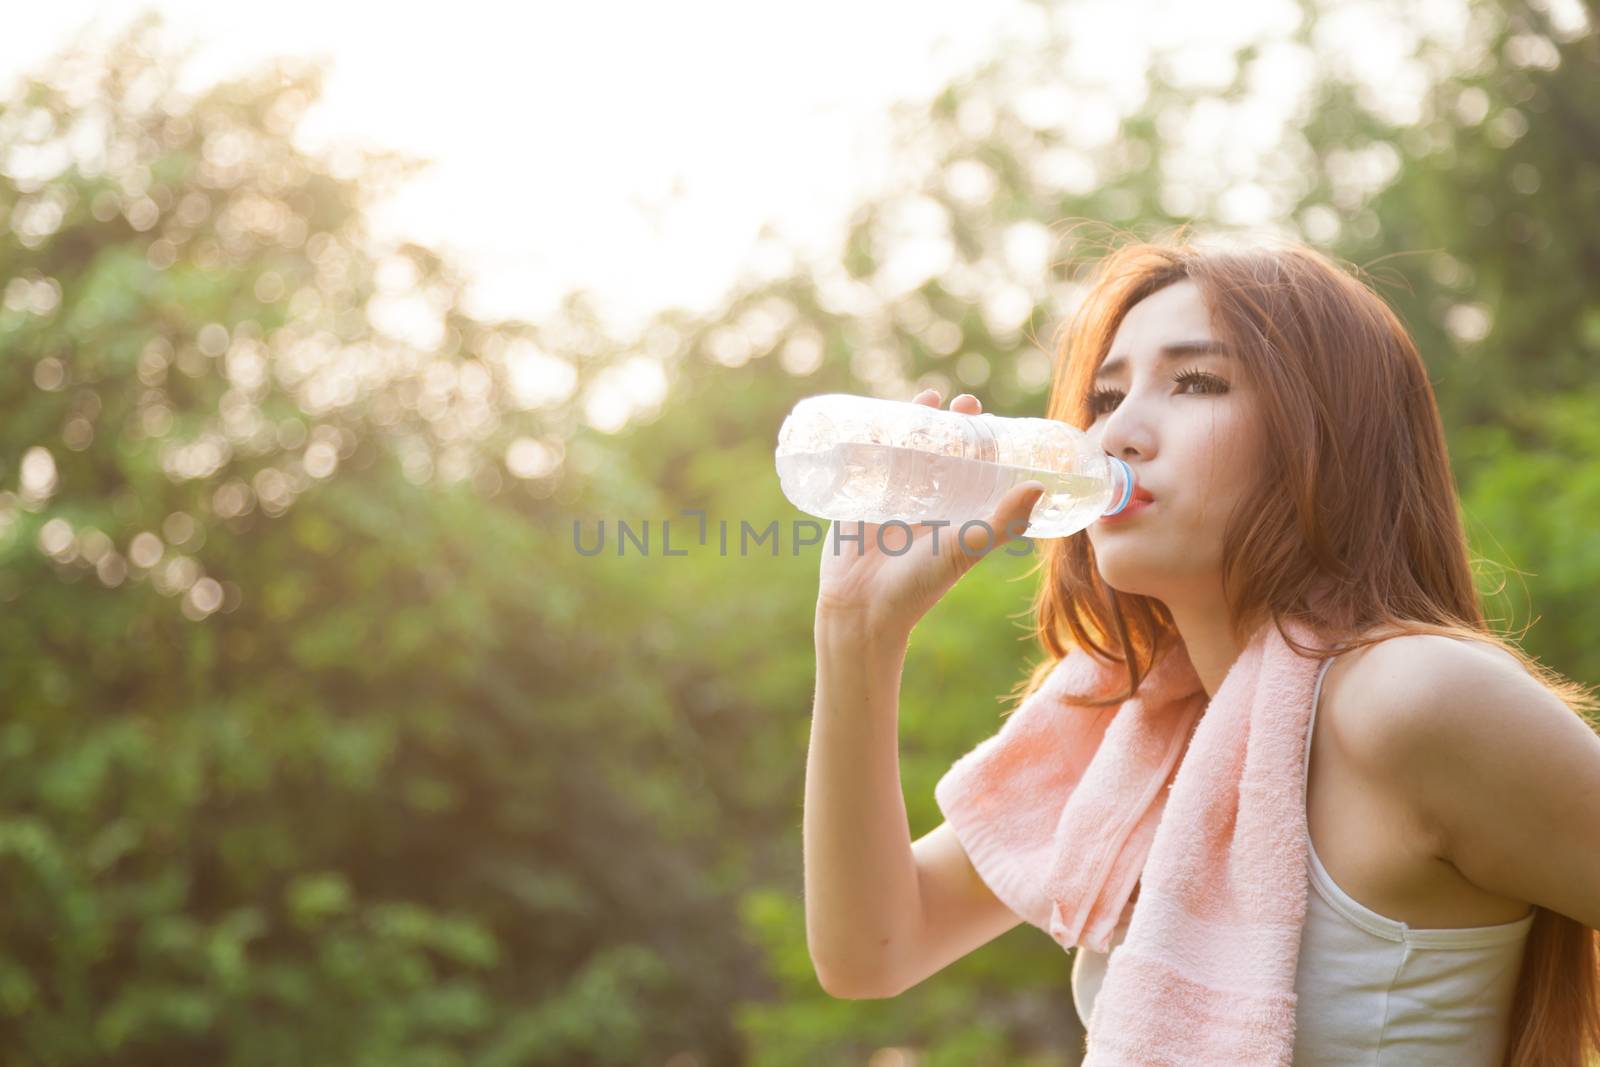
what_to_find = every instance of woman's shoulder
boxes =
[1340,629,1528,689]
[1319,629,1530,762]
[1316,629,1550,925]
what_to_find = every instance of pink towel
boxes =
[934,616,1331,1066]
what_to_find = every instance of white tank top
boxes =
[1071,652,1535,1064]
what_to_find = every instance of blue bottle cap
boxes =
[1101,456,1135,517]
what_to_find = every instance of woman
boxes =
[802,234,1600,1066]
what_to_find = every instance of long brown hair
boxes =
[1009,227,1600,1067]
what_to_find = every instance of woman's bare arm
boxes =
[803,611,1022,998]
[900,821,1024,995]
[801,387,1042,998]
[803,612,922,997]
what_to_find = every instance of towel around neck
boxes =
[934,616,1335,1066]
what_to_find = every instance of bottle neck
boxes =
[1101,455,1135,516]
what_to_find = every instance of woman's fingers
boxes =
[904,391,1035,559]
[913,389,984,414]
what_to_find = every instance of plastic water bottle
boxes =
[774,392,1136,538]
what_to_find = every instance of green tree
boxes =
[0,15,764,1066]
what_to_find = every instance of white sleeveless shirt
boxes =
[1071,652,1535,1064]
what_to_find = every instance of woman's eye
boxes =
[1081,385,1120,415]
[1086,388,1122,415]
[1087,369,1228,417]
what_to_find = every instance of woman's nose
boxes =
[1096,402,1154,459]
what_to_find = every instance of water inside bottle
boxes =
[776,440,1114,538]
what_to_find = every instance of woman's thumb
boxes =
[1002,481,1047,543]
[962,480,1046,558]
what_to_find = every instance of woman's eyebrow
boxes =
[1094,340,1230,382]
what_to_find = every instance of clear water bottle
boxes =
[774,392,1137,538]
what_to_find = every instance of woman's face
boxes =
[1083,279,1263,609]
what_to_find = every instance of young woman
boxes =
[803,236,1600,1066]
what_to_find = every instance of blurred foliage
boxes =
[0,1,1594,1065]
[0,13,763,1067]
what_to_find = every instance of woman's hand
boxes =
[814,389,1046,638]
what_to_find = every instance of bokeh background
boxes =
[0,1,1595,1064]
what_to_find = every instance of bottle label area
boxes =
[776,440,1113,538]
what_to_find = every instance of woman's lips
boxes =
[1099,497,1154,523]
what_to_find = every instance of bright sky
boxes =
[5,0,1548,366]
[2,1,1048,339]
